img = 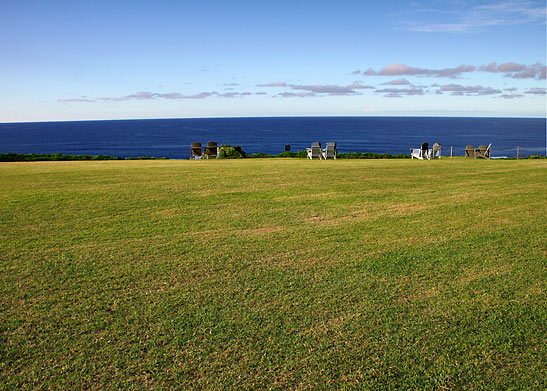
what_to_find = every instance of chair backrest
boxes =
[191,142,202,157]
[485,143,492,156]
[311,142,322,157]
[465,145,475,157]
[325,142,337,158]
[204,141,218,156]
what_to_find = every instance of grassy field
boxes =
[1,158,546,390]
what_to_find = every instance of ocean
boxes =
[0,117,545,158]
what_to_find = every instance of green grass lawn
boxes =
[1,158,546,390]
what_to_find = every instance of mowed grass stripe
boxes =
[1,159,546,389]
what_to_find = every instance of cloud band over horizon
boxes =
[59,60,546,104]
[361,61,546,80]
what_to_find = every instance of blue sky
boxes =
[1,0,545,122]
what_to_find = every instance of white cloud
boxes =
[480,62,546,80]
[525,88,547,95]
[58,98,95,103]
[364,63,475,78]
[274,92,316,98]
[61,90,257,102]
[256,82,287,87]
[375,87,425,97]
[435,84,502,96]
[499,93,524,99]
[289,84,362,95]
[381,78,412,85]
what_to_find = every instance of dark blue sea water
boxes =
[0,117,545,158]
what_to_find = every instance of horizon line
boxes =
[1,114,546,125]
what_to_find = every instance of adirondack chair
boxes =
[204,141,219,159]
[323,142,337,159]
[190,142,202,159]
[411,142,430,160]
[464,145,475,158]
[476,144,491,159]
[431,142,441,159]
[307,142,323,159]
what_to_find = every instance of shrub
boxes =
[247,153,274,158]
[0,153,124,162]
[219,144,247,159]
[126,156,168,160]
[274,151,296,158]
[338,152,410,159]
[246,151,308,158]
[287,150,308,158]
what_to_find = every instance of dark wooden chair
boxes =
[204,141,219,159]
[190,142,202,159]
[476,144,491,159]
[464,145,475,158]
